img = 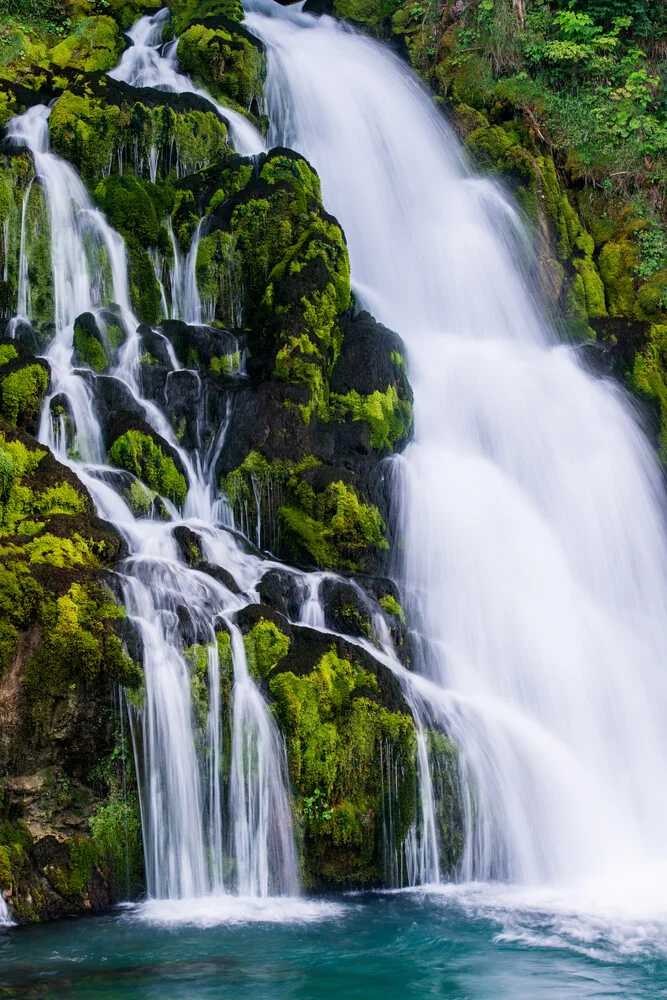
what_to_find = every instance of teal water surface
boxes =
[1,890,666,1000]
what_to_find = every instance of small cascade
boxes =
[228,624,300,897]
[181,220,203,324]
[15,178,33,320]
[7,104,137,463]
[166,219,204,324]
[109,9,266,158]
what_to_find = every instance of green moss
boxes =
[0,345,18,366]
[598,240,638,317]
[224,452,387,571]
[184,642,213,730]
[0,433,86,537]
[66,837,99,897]
[216,629,233,672]
[243,618,290,679]
[176,22,262,113]
[628,324,667,454]
[269,646,417,886]
[330,385,412,451]
[89,791,142,896]
[279,480,387,572]
[108,430,187,509]
[127,478,156,517]
[25,580,142,732]
[95,175,161,246]
[73,317,108,373]
[49,91,122,181]
[50,93,229,184]
[0,363,48,428]
[379,594,406,625]
[636,270,667,319]
[210,350,241,375]
[46,16,123,74]
[572,257,607,320]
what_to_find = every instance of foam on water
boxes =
[129,894,346,928]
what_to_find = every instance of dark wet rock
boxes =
[172,525,241,593]
[257,567,305,621]
[320,577,375,639]
[234,602,294,641]
[331,310,409,398]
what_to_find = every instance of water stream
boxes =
[244,0,667,938]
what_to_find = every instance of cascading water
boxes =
[108,8,265,325]
[7,104,136,464]
[4,69,299,913]
[109,9,266,158]
[244,0,667,923]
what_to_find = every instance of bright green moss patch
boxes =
[50,93,229,183]
[379,594,406,625]
[0,363,48,428]
[243,618,290,679]
[330,385,412,450]
[176,22,262,112]
[224,451,386,571]
[24,580,142,732]
[185,642,212,730]
[73,316,108,373]
[210,350,241,375]
[46,16,123,74]
[108,430,187,509]
[270,646,417,886]
[0,345,18,366]
[279,480,387,572]
[598,240,638,318]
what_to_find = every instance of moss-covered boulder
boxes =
[46,17,125,76]
[107,426,188,510]
[0,354,49,434]
[176,20,263,114]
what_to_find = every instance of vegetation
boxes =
[270,645,418,886]
[107,429,188,509]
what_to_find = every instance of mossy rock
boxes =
[107,427,188,510]
[268,629,417,888]
[45,17,125,76]
[0,358,49,434]
[49,88,230,183]
[176,20,263,114]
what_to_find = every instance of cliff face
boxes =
[0,0,464,920]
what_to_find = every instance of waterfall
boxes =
[109,9,266,158]
[244,0,667,903]
[5,86,300,911]
[15,178,32,320]
[169,219,204,324]
[7,104,135,463]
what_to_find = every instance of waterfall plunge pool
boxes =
[1,886,667,999]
